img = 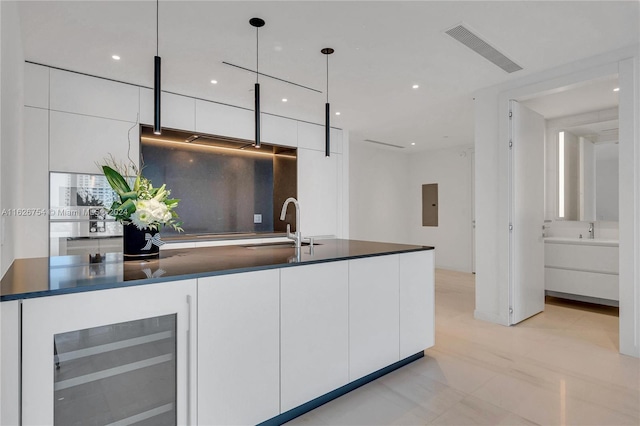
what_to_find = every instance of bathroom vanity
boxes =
[544,237,619,305]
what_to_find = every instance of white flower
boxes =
[130,208,152,230]
[132,199,170,229]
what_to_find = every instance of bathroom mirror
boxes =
[557,120,619,221]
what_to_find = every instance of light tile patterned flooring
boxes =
[288,269,639,425]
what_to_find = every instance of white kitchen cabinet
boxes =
[21,279,197,426]
[399,250,435,358]
[297,121,342,154]
[195,99,253,141]
[280,261,349,411]
[140,89,196,131]
[49,69,139,122]
[297,148,339,237]
[1,301,21,426]
[348,255,400,381]
[197,270,280,425]
[330,127,343,154]
[17,107,49,258]
[24,62,49,109]
[261,113,298,148]
[49,111,139,173]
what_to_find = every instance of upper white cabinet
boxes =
[297,148,339,237]
[49,69,139,122]
[331,127,343,154]
[197,270,280,426]
[280,261,349,411]
[50,111,140,173]
[297,121,342,153]
[195,100,253,141]
[348,255,400,381]
[261,113,297,148]
[140,89,196,131]
[399,250,435,358]
[18,107,49,258]
[24,63,49,108]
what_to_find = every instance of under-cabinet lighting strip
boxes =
[141,136,293,158]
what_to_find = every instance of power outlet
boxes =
[253,214,262,224]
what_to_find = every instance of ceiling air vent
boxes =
[445,24,523,73]
[363,139,405,149]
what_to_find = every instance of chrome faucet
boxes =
[280,197,303,248]
[588,222,595,239]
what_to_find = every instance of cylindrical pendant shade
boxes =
[325,102,330,157]
[154,55,162,135]
[254,83,261,148]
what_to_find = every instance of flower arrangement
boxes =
[101,158,183,232]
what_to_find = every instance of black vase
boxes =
[123,224,161,260]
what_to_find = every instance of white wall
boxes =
[475,46,640,357]
[348,141,475,272]
[407,146,473,272]
[0,0,25,419]
[0,1,24,277]
[349,141,410,244]
[595,144,619,220]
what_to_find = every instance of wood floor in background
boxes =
[288,269,639,425]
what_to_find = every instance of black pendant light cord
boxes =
[256,26,259,83]
[156,0,159,56]
[153,0,162,135]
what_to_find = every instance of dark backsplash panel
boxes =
[141,139,295,236]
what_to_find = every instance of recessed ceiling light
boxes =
[412,84,419,89]
[210,80,218,84]
[112,55,120,60]
[282,98,288,102]
[335,112,341,116]
[411,142,416,146]
[613,87,620,92]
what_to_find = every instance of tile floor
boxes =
[288,269,640,425]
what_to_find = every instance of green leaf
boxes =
[102,166,131,195]
[120,191,138,202]
[120,198,136,214]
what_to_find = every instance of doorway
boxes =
[511,74,621,349]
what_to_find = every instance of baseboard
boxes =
[258,352,425,426]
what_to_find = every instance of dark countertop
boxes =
[0,239,433,301]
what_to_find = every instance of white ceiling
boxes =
[16,1,639,151]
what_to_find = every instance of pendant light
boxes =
[250,18,265,148]
[153,0,161,135]
[321,48,334,157]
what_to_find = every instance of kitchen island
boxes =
[0,239,435,425]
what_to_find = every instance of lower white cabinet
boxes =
[197,270,280,425]
[21,280,197,426]
[280,261,349,411]
[348,255,400,381]
[15,250,434,425]
[400,250,435,358]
